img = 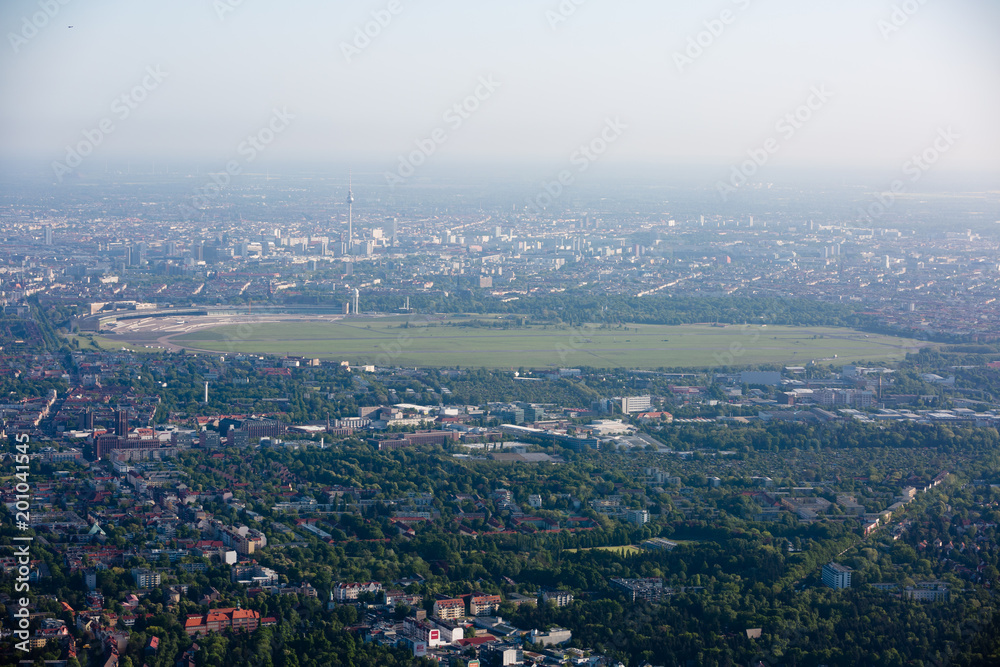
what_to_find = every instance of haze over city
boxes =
[2,0,999,187]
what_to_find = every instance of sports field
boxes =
[167,317,925,369]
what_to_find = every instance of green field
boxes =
[565,545,643,555]
[169,318,925,369]
[64,333,148,353]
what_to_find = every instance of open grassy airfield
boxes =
[164,316,925,369]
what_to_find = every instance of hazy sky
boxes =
[2,0,999,180]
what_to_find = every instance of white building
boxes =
[589,419,632,435]
[540,591,574,607]
[903,582,949,602]
[331,581,382,603]
[530,627,572,646]
[625,509,649,525]
[740,371,782,386]
[427,617,465,644]
[620,396,652,413]
[822,562,852,589]
[131,568,161,588]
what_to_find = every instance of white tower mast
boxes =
[347,171,354,255]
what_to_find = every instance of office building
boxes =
[620,396,652,413]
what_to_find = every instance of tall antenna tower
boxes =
[347,170,355,255]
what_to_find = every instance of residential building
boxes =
[540,591,574,607]
[611,578,669,603]
[470,593,502,616]
[331,581,382,603]
[433,598,466,621]
[184,607,260,636]
[903,582,950,602]
[132,568,161,588]
[822,562,852,589]
[625,509,649,525]
[218,525,267,555]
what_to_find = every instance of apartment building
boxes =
[184,608,260,636]
[469,593,502,616]
[432,598,466,621]
[822,562,852,590]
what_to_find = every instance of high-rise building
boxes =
[620,396,652,413]
[115,409,129,437]
[44,226,53,245]
[822,562,852,589]
[625,509,649,525]
[523,406,545,422]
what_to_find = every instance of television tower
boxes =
[346,171,354,255]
